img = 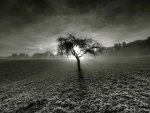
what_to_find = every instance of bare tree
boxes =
[57,33,103,73]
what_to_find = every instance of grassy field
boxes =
[0,57,150,113]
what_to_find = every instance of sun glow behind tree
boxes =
[68,46,85,60]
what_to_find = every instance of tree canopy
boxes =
[57,33,103,59]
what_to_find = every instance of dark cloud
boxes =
[0,0,150,56]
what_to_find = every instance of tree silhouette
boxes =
[114,43,122,50]
[57,33,103,73]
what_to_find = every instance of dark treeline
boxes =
[32,51,54,59]
[8,51,56,59]
[105,37,150,56]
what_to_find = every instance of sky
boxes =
[0,0,150,56]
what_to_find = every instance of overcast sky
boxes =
[0,0,150,56]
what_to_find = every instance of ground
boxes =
[0,56,150,113]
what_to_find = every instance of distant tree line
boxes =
[105,37,150,56]
[10,53,29,58]
[32,51,54,58]
[9,51,55,59]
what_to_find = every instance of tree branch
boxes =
[70,48,79,58]
[79,46,101,57]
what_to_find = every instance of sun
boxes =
[68,46,85,60]
[74,46,81,55]
[68,55,85,60]
[68,55,76,60]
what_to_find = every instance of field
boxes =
[0,57,150,113]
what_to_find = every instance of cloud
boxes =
[0,0,150,56]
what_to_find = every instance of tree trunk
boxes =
[77,58,81,72]
[77,58,83,78]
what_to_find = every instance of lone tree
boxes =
[57,34,103,72]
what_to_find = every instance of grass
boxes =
[0,57,150,113]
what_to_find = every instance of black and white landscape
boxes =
[0,0,150,113]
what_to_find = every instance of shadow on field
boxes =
[77,70,88,101]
